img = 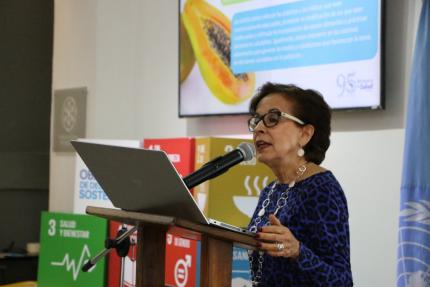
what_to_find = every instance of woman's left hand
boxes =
[256,214,300,259]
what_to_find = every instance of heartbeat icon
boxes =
[51,244,94,280]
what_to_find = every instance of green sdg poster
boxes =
[37,212,107,286]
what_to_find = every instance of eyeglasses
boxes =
[248,110,305,132]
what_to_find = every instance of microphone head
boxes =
[238,142,255,161]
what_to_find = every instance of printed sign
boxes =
[165,233,199,287]
[37,212,107,287]
[108,222,200,287]
[53,88,87,152]
[145,137,199,287]
[108,137,199,287]
[107,222,137,287]
[232,247,252,287]
[142,137,195,181]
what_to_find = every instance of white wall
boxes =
[326,129,404,286]
[50,0,98,212]
[51,0,422,285]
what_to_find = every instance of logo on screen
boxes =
[337,72,374,97]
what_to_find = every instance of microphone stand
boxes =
[82,225,136,277]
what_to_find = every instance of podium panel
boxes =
[86,206,257,287]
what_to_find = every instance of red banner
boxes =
[108,137,198,287]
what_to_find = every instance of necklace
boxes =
[248,163,307,286]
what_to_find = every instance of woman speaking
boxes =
[247,82,353,286]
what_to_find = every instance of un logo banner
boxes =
[397,0,430,285]
[398,198,430,287]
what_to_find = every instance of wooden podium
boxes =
[86,206,258,287]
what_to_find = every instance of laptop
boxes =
[71,140,255,236]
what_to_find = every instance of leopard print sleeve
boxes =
[295,174,353,286]
[247,171,352,286]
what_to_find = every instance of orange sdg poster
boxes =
[107,138,198,287]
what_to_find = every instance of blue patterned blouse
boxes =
[248,171,353,286]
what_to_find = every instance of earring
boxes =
[297,147,305,157]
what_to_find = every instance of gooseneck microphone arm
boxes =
[183,152,242,188]
[183,142,255,189]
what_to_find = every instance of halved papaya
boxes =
[183,0,255,105]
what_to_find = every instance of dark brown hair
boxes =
[249,82,331,164]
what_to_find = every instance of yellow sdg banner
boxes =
[194,137,274,228]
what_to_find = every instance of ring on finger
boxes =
[276,242,285,252]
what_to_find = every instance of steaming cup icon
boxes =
[233,176,269,218]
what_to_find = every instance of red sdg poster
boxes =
[165,232,199,287]
[108,138,199,287]
[107,222,137,287]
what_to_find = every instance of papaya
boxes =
[180,15,195,83]
[182,0,255,105]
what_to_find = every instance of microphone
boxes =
[183,142,255,189]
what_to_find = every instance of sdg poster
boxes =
[37,212,107,287]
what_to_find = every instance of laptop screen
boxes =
[71,140,209,224]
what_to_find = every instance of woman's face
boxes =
[252,93,305,168]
